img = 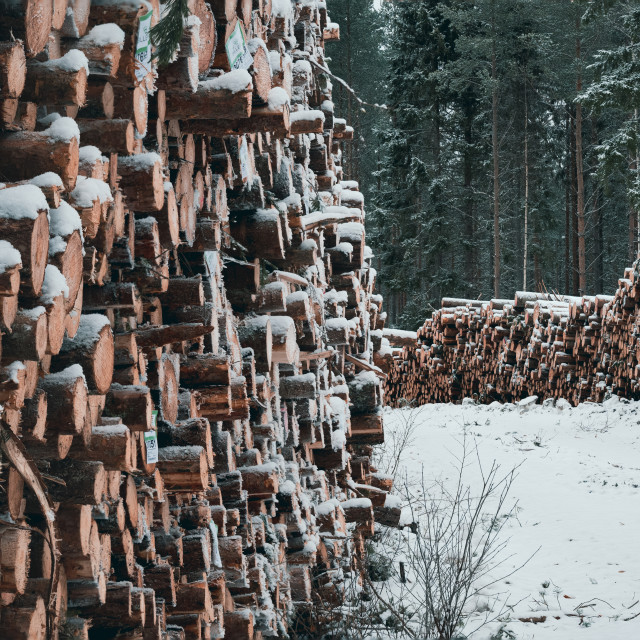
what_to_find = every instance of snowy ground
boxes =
[375,398,640,639]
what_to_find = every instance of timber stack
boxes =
[383,263,640,407]
[0,1,393,639]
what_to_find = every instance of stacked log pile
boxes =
[0,1,393,639]
[383,264,640,407]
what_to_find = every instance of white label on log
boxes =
[144,430,158,464]
[225,21,253,71]
[239,137,251,182]
[151,410,158,428]
[135,9,154,82]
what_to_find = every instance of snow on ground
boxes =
[378,398,640,639]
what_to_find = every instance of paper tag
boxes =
[225,21,253,71]
[144,430,158,464]
[239,137,250,182]
[151,410,158,429]
[135,9,153,81]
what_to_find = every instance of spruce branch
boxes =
[151,0,190,68]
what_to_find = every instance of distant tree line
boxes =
[327,0,640,328]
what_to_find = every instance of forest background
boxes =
[327,0,640,328]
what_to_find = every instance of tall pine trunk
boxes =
[571,108,578,295]
[491,7,500,298]
[565,110,571,294]
[575,16,586,294]
[463,103,475,296]
[630,108,639,263]
[523,81,529,290]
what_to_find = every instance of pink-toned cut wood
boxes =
[76,118,135,155]
[20,388,47,441]
[83,282,143,318]
[52,0,67,30]
[75,31,123,78]
[38,366,88,435]
[118,153,165,212]
[249,41,272,105]
[104,384,153,432]
[0,595,46,639]
[164,75,252,120]
[0,42,26,100]
[0,0,52,58]
[157,445,209,491]
[0,259,21,298]
[68,424,135,472]
[61,0,92,38]
[181,103,290,137]
[49,229,83,313]
[52,315,114,394]
[2,307,48,362]
[112,84,148,137]
[0,208,48,297]
[0,129,79,191]
[78,80,115,119]
[23,55,88,106]
[190,0,216,73]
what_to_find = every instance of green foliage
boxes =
[365,544,394,582]
[151,0,190,67]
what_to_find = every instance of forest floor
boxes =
[376,398,640,639]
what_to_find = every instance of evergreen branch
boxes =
[151,0,190,68]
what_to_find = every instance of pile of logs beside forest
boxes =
[0,0,394,638]
[383,264,640,407]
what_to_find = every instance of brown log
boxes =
[49,228,84,313]
[237,315,272,372]
[45,459,105,505]
[179,353,231,387]
[104,384,152,432]
[2,307,47,361]
[76,118,135,155]
[76,24,125,77]
[239,463,279,496]
[118,153,165,211]
[52,314,114,394]
[182,101,290,137]
[0,594,46,639]
[192,0,216,73]
[67,423,134,471]
[62,0,92,38]
[0,124,79,190]
[165,71,253,120]
[132,323,213,347]
[157,445,209,491]
[0,0,52,58]
[38,365,88,435]
[0,525,30,594]
[0,41,26,99]
[23,51,88,106]
[230,208,285,260]
[158,418,214,468]
[290,109,325,134]
[0,187,49,297]
[84,283,143,318]
[67,574,107,608]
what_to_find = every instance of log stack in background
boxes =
[0,1,394,638]
[383,266,640,407]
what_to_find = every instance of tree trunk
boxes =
[523,81,529,290]
[491,14,500,298]
[575,17,586,294]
